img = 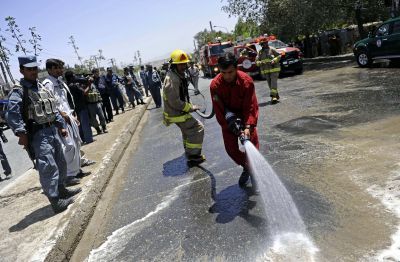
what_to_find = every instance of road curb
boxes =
[303,53,355,71]
[44,100,151,262]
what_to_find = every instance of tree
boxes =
[233,17,260,39]
[5,16,28,55]
[28,27,42,57]
[222,0,388,41]
[0,29,14,83]
[193,29,234,48]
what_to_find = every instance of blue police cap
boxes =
[18,56,40,68]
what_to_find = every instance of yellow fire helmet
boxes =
[170,49,190,64]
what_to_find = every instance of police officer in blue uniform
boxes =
[103,67,125,115]
[6,56,80,213]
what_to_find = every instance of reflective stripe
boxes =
[184,140,202,149]
[261,67,281,74]
[163,112,192,125]
[257,58,272,66]
[182,102,192,113]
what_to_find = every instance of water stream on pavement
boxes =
[244,141,319,261]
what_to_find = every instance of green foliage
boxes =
[194,29,234,48]
[234,17,260,38]
[222,0,389,41]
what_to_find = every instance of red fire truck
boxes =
[199,38,234,78]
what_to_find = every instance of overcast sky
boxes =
[0,0,237,78]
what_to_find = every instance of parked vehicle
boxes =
[199,38,234,78]
[353,17,400,67]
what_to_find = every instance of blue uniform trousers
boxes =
[78,109,93,143]
[149,85,162,107]
[32,126,66,198]
[0,142,11,175]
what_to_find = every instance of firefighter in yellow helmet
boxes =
[163,49,205,166]
[256,37,281,104]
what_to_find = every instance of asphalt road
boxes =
[0,129,33,192]
[74,62,400,261]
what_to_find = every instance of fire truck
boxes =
[199,38,234,78]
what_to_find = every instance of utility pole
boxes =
[137,50,142,66]
[98,49,105,67]
[68,35,84,67]
[209,21,214,32]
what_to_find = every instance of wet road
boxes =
[75,63,400,261]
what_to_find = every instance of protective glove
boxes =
[225,111,242,136]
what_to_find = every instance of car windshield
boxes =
[268,40,287,49]
[210,43,233,55]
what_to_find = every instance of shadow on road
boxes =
[162,155,189,177]
[9,205,55,232]
[196,166,265,227]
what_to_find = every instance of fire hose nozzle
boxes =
[239,133,250,145]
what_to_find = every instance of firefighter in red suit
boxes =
[210,52,259,188]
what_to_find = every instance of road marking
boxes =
[87,177,209,261]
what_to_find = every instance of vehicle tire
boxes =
[295,67,303,74]
[389,59,400,67]
[356,51,371,68]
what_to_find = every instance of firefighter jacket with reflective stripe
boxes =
[162,70,193,126]
[256,47,281,75]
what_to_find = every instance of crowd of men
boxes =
[0,55,165,213]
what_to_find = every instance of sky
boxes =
[0,0,238,79]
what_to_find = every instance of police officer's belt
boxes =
[31,122,54,133]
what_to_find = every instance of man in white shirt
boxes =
[42,59,84,185]
[188,62,200,95]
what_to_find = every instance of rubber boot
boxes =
[238,168,250,188]
[187,154,206,167]
[271,96,278,104]
[49,196,74,214]
[58,185,81,199]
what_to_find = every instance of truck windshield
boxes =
[209,43,233,56]
[268,40,287,49]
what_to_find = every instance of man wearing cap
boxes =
[93,68,113,123]
[6,56,80,213]
[42,59,88,186]
[163,50,205,165]
[145,64,162,108]
[139,65,150,97]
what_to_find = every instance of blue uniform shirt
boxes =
[6,78,67,135]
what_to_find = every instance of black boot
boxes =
[49,196,74,214]
[95,127,102,135]
[65,176,81,187]
[58,185,81,199]
[102,125,108,133]
[187,154,206,167]
[238,168,250,188]
[140,99,145,105]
